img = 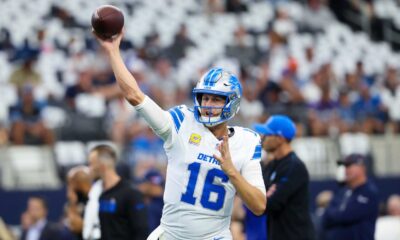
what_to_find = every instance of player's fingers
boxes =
[92,28,102,41]
[221,135,230,156]
[115,29,124,42]
[213,154,223,163]
[222,135,229,150]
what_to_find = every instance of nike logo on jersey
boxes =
[213,237,224,240]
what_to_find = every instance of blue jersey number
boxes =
[181,162,229,211]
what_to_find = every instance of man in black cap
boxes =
[322,154,379,240]
[254,115,315,240]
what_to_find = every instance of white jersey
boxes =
[159,105,262,240]
[83,180,102,240]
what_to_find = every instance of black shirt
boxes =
[99,180,148,240]
[262,152,315,240]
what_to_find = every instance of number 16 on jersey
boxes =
[181,162,229,211]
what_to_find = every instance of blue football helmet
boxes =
[192,67,242,127]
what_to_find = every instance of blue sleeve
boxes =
[251,144,262,160]
[168,106,185,133]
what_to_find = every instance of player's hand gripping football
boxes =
[92,28,124,54]
[214,135,237,177]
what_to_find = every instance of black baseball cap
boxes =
[337,154,366,166]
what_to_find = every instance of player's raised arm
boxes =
[93,31,145,106]
[93,31,173,141]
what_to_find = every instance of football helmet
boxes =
[192,67,242,127]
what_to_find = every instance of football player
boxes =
[94,31,266,240]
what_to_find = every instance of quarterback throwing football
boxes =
[94,31,266,240]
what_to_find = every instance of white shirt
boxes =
[83,180,102,240]
[26,219,46,240]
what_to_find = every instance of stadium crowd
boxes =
[0,0,400,239]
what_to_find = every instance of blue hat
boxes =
[253,115,297,141]
[140,169,164,185]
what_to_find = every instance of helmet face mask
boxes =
[192,67,242,127]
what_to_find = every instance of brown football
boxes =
[91,5,124,39]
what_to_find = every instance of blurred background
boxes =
[0,0,400,239]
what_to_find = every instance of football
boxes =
[91,5,124,39]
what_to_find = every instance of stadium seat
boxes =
[371,135,400,176]
[54,141,87,167]
[75,93,106,118]
[41,106,67,130]
[339,133,371,156]
[0,146,61,190]
[0,84,18,124]
[292,137,340,178]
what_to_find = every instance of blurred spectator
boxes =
[88,144,148,240]
[9,86,54,145]
[239,67,264,126]
[127,124,166,177]
[355,61,374,87]
[352,84,386,134]
[0,126,9,145]
[91,64,120,101]
[65,166,93,239]
[308,85,337,136]
[335,89,356,133]
[301,0,336,33]
[225,0,248,13]
[65,71,93,110]
[375,194,400,240]
[61,70,108,142]
[301,69,324,105]
[323,154,379,240]
[0,217,14,240]
[9,58,41,89]
[204,0,225,15]
[46,5,86,29]
[21,196,62,240]
[106,95,137,145]
[106,59,152,145]
[380,67,400,133]
[255,115,315,240]
[137,169,164,232]
[226,26,257,67]
[267,22,291,82]
[0,28,15,55]
[166,24,195,65]
[387,194,400,216]
[147,58,180,108]
[312,190,333,240]
[20,211,33,235]
[258,81,286,116]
